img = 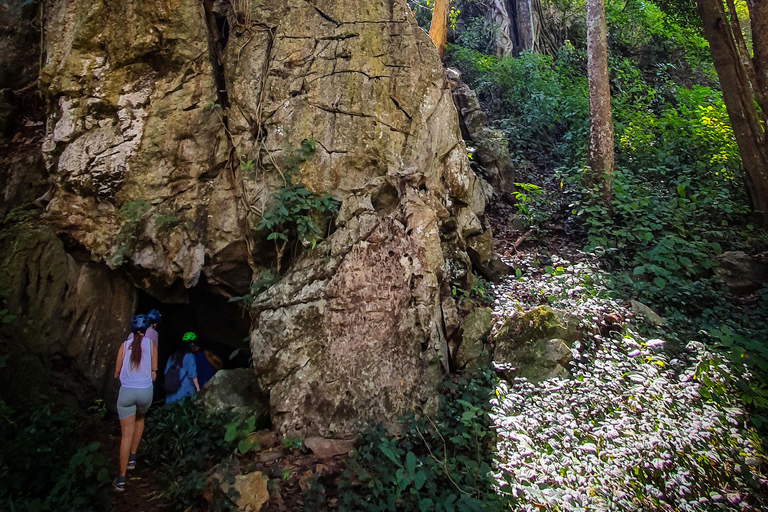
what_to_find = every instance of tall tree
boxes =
[586,0,614,206]
[697,0,768,224]
[486,0,516,56]
[429,0,450,59]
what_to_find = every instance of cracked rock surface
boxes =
[36,0,495,436]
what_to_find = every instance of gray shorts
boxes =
[117,385,153,420]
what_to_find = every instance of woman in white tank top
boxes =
[112,314,158,491]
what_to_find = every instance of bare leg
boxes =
[119,415,136,477]
[130,413,145,455]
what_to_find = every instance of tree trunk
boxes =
[486,0,516,56]
[749,0,768,128]
[515,0,536,51]
[586,0,614,206]
[725,0,767,127]
[429,0,450,59]
[697,0,768,224]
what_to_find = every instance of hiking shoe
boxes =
[113,476,126,492]
[127,453,136,470]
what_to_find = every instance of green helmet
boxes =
[182,332,197,342]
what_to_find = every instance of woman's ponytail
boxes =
[130,331,144,370]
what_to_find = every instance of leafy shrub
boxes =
[257,140,340,273]
[307,372,505,511]
[141,399,258,510]
[0,403,110,511]
[142,399,239,473]
[447,45,589,166]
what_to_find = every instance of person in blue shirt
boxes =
[189,336,222,388]
[164,332,200,403]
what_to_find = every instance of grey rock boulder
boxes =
[493,306,581,384]
[198,369,269,424]
[716,251,768,295]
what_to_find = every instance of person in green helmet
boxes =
[163,332,200,404]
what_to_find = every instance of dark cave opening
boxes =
[135,277,252,398]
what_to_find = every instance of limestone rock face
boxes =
[0,225,136,395]
[450,77,515,196]
[37,0,492,436]
[40,0,242,296]
[454,306,494,373]
[241,1,489,436]
[0,1,40,138]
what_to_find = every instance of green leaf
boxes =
[419,498,434,512]
[224,424,237,442]
[238,439,253,454]
[413,470,426,490]
[653,277,666,289]
[633,265,646,275]
[379,444,399,465]
[406,451,417,476]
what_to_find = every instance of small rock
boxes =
[630,300,667,326]
[304,437,355,459]
[222,471,269,512]
[492,306,581,383]
[250,429,278,450]
[258,449,285,463]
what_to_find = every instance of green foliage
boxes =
[257,140,339,273]
[512,182,549,227]
[229,269,277,306]
[2,204,38,227]
[307,372,505,511]
[142,399,257,510]
[143,399,236,472]
[224,415,260,455]
[454,16,497,54]
[0,403,110,511]
[697,323,768,434]
[155,213,181,232]
[447,45,589,166]
[282,436,304,451]
[451,276,493,306]
[111,200,151,266]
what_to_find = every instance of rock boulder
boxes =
[716,251,768,295]
[198,368,269,425]
[493,306,581,384]
[34,0,494,437]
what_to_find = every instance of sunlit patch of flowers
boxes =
[489,252,767,510]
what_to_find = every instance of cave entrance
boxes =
[136,278,252,393]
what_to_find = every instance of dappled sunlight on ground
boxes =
[489,249,767,510]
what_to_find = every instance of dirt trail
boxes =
[105,421,169,512]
